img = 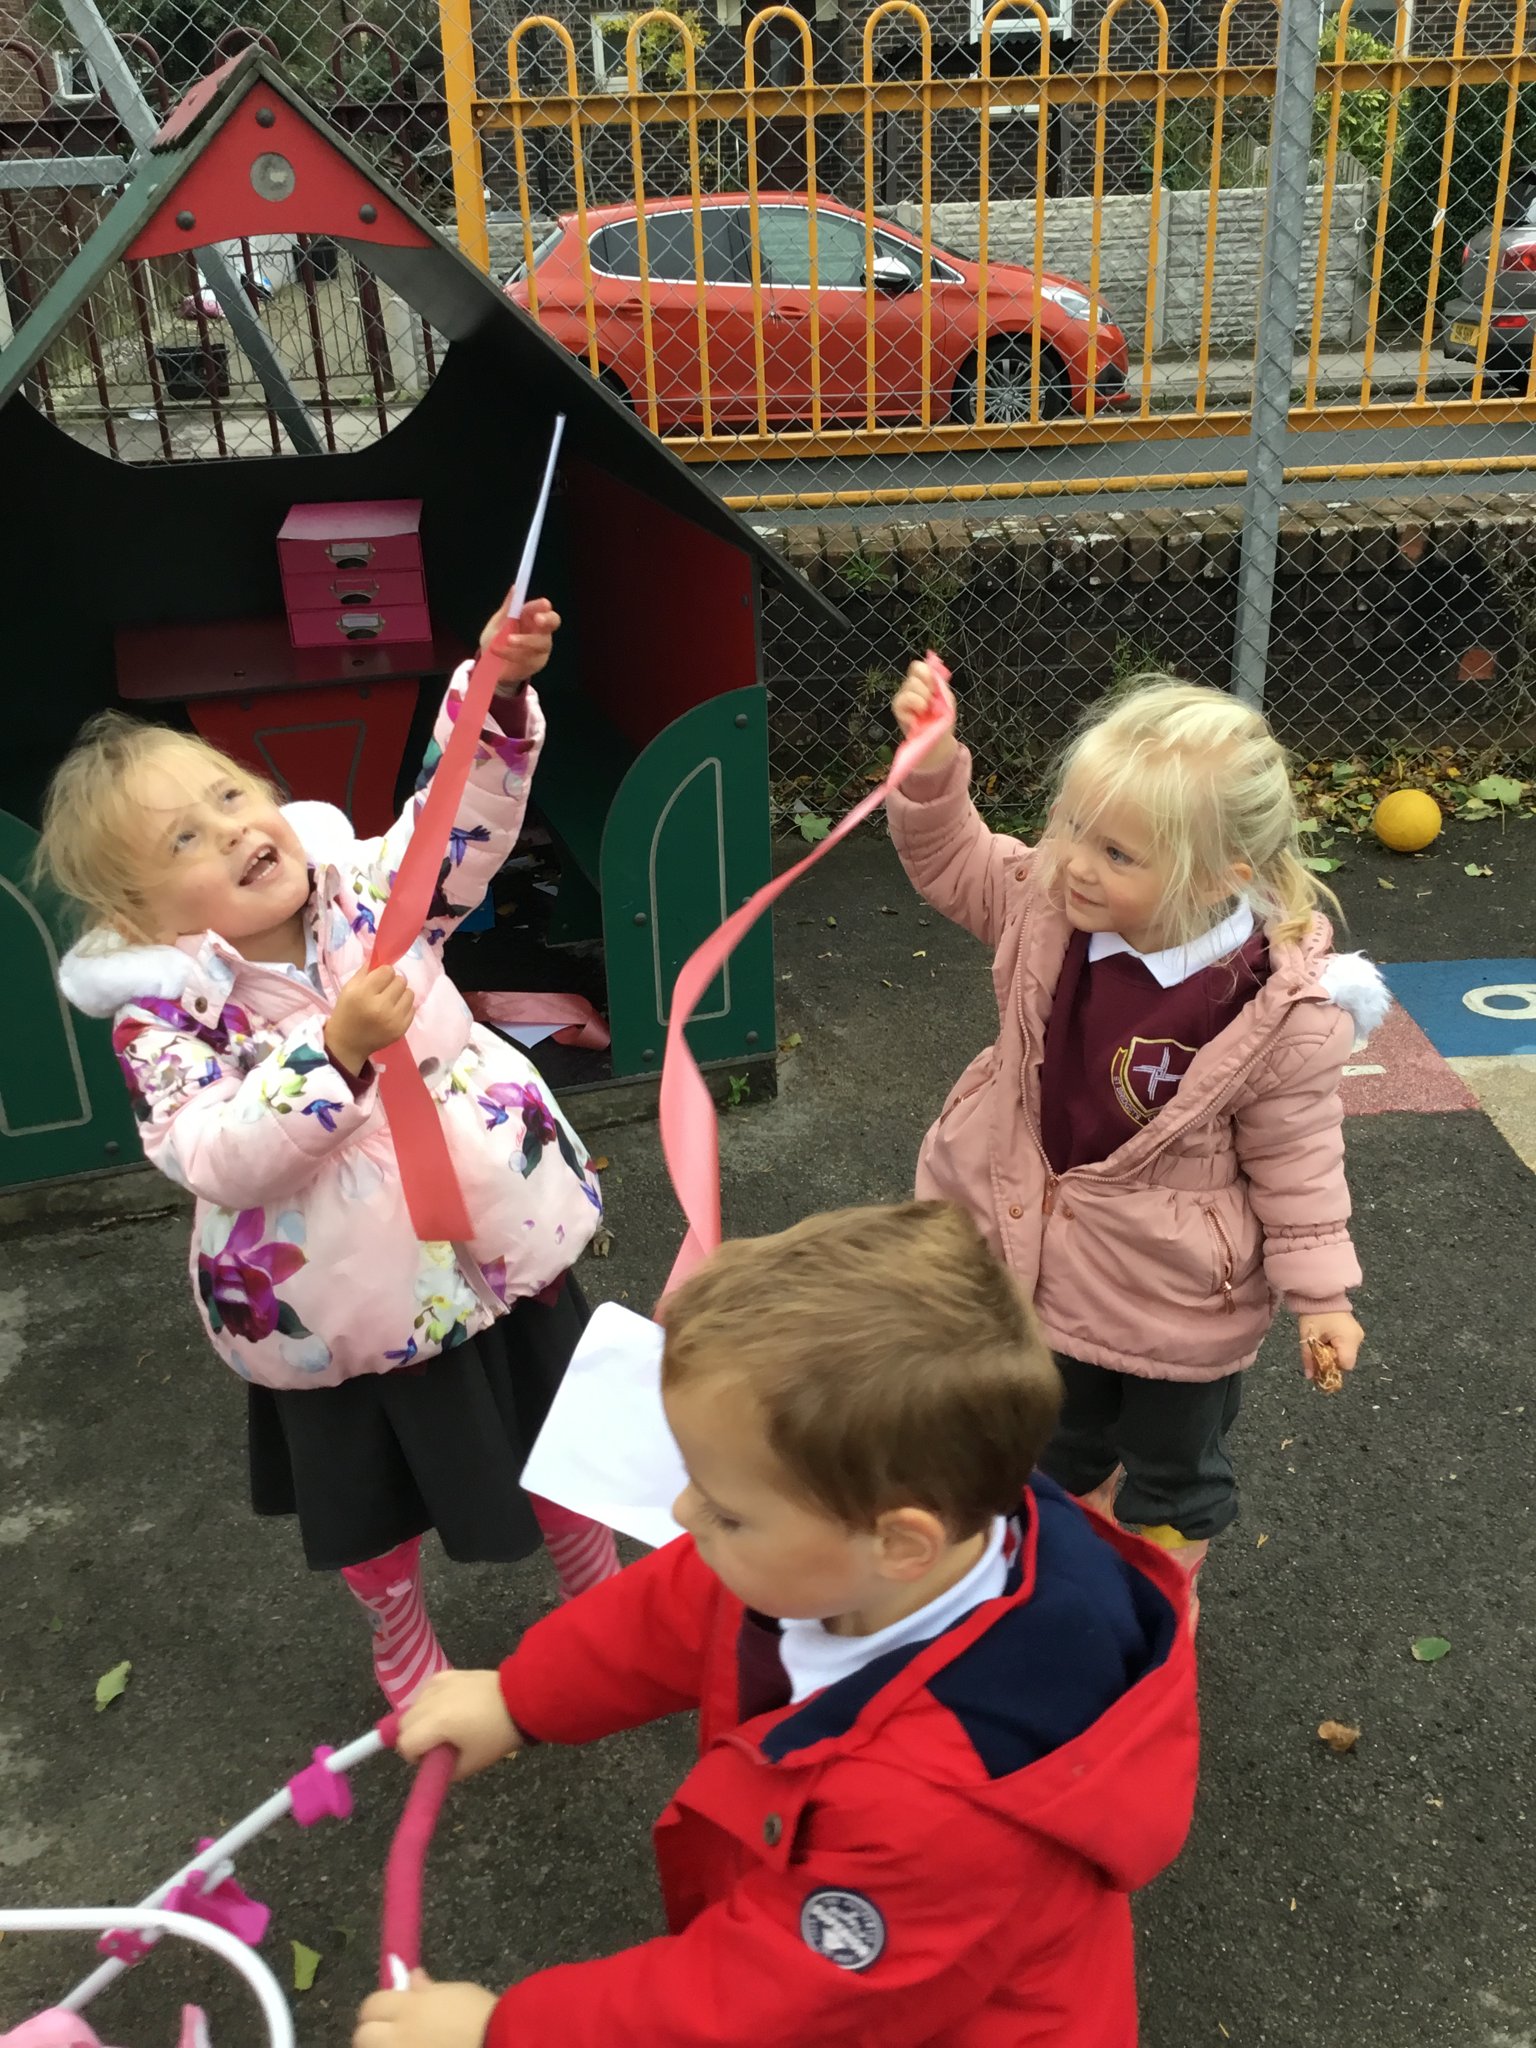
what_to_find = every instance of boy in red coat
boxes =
[355,1201,1199,2048]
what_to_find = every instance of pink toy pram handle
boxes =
[377,1720,457,1988]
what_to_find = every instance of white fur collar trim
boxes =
[58,800,355,1019]
[1319,951,1391,1050]
[58,931,194,1018]
[284,800,355,871]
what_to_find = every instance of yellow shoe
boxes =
[1129,1526,1209,1634]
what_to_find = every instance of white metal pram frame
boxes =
[0,1911,293,2048]
[1,1725,390,2046]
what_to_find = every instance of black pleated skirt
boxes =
[247,1274,588,1571]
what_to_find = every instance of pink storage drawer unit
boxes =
[288,603,432,648]
[283,566,426,611]
[278,500,428,650]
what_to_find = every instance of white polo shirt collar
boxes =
[1087,900,1256,990]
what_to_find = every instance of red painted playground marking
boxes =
[1340,1002,1479,1117]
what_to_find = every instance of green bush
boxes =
[1154,19,1393,194]
[1313,17,1395,173]
[1380,81,1536,330]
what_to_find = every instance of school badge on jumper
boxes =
[1110,1037,1198,1126]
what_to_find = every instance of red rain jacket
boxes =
[487,1476,1199,2047]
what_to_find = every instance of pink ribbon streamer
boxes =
[464,990,611,1051]
[368,609,532,1244]
[658,655,955,1300]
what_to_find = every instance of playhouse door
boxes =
[600,686,775,1078]
[0,812,139,1191]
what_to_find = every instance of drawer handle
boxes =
[326,540,375,567]
[337,611,385,639]
[332,580,379,602]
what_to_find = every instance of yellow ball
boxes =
[1372,789,1442,853]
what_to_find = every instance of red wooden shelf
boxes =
[115,616,471,834]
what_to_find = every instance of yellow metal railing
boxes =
[434,0,1536,474]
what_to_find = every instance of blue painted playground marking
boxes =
[1382,959,1536,1058]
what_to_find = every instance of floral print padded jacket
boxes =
[59,673,602,1391]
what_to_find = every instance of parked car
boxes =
[505,192,1129,431]
[1443,167,1536,392]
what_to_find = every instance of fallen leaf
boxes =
[47,1617,63,1634]
[1411,1636,1451,1663]
[1464,863,1494,878]
[1303,855,1345,873]
[292,1942,321,1993]
[913,949,927,958]
[781,1032,803,1051]
[1317,1719,1361,1753]
[590,1156,610,1173]
[1457,798,1494,821]
[1256,1533,1269,1547]
[1297,817,1321,833]
[1219,2027,1231,2040]
[1472,773,1525,806]
[589,1228,613,1259]
[94,1661,131,1712]
[795,813,831,844]
[1289,1898,1298,1911]
[1377,876,1395,889]
[1280,1437,1295,1449]
[1330,761,1357,784]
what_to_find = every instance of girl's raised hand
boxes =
[479,598,560,695]
[325,966,416,1078]
[892,659,957,767]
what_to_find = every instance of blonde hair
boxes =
[1037,676,1338,949]
[660,1201,1061,1539]
[34,710,274,943]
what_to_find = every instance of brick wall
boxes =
[0,0,49,119]
[756,496,1536,789]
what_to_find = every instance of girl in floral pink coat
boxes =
[44,603,618,1707]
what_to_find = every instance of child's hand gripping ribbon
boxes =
[368,416,565,1243]
[659,656,955,1298]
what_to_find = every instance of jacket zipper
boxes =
[1012,980,1060,1214]
[939,1070,990,1124]
[1204,1206,1238,1313]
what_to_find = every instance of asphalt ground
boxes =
[1,812,1532,2048]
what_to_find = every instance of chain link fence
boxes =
[4,0,1536,819]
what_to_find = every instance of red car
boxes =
[506,192,1129,431]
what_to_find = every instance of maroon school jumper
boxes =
[1040,925,1270,1175]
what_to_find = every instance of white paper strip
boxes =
[509,412,566,622]
[521,1300,687,1549]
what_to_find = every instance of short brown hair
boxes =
[34,711,275,941]
[660,1201,1060,1538]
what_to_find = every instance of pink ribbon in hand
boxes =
[368,597,546,1244]
[657,653,956,1299]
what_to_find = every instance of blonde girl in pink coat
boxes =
[888,664,1389,1612]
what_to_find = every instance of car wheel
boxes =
[597,366,635,410]
[953,338,1072,424]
